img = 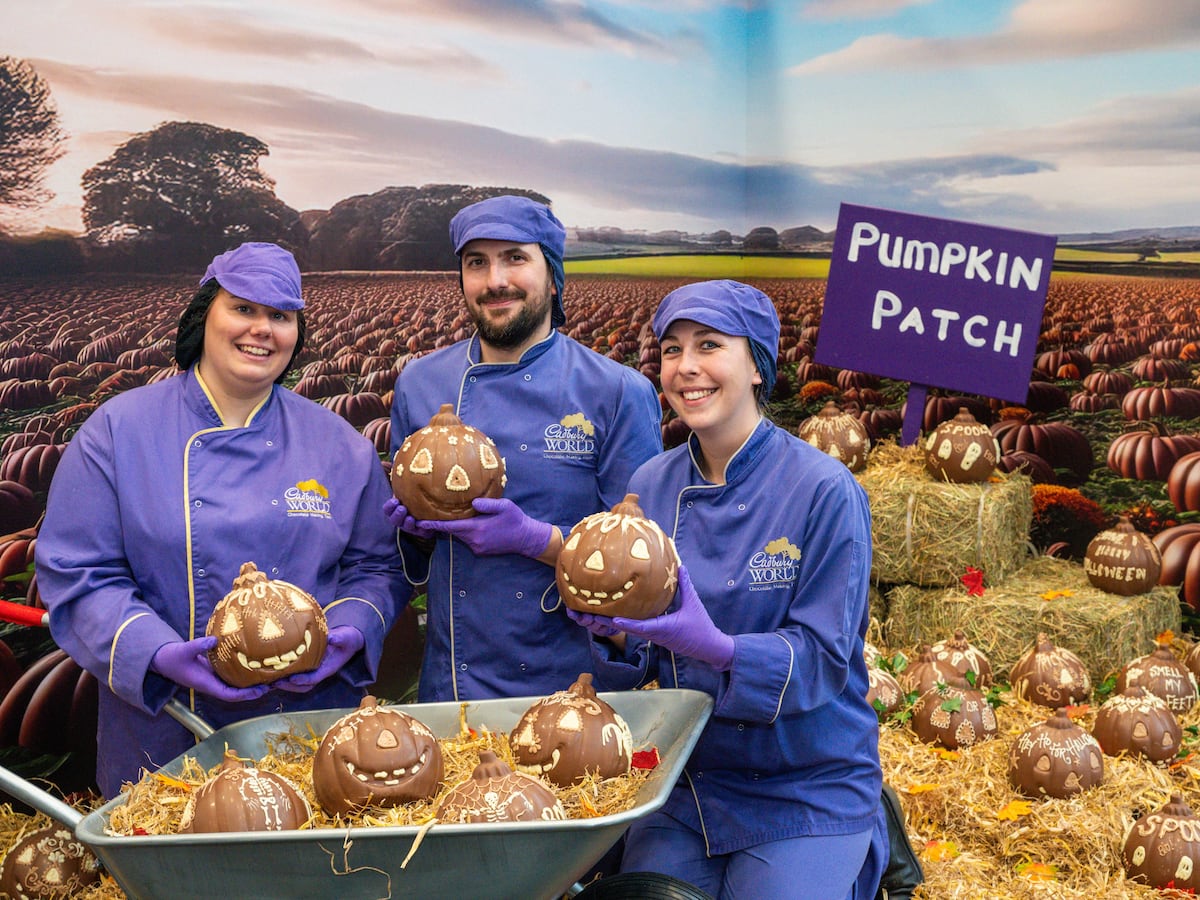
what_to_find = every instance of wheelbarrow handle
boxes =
[0,598,49,628]
[0,762,84,829]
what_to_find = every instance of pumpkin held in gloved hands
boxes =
[391,403,506,521]
[206,562,328,687]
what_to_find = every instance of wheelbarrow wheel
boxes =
[572,871,714,899]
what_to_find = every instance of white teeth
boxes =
[239,345,270,356]
[587,598,601,606]
[374,771,388,779]
[683,389,715,400]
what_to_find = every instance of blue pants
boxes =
[620,806,888,900]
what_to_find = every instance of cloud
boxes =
[132,5,501,76]
[344,0,696,58]
[800,0,936,20]
[792,0,1200,73]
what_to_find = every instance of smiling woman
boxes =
[33,241,407,799]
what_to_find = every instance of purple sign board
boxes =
[816,204,1056,405]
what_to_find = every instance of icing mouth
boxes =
[560,573,636,606]
[514,748,562,776]
[235,629,313,672]
[344,752,431,785]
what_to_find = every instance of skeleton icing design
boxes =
[206,562,328,687]
[509,673,634,787]
[312,696,444,815]
[180,749,311,833]
[436,750,566,824]
[391,403,506,520]
[557,493,680,619]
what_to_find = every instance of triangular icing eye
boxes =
[410,448,434,474]
[584,550,605,572]
[563,532,581,551]
[261,617,285,641]
[630,538,651,560]
[445,464,471,491]
[480,443,499,470]
[219,609,240,635]
[377,729,398,749]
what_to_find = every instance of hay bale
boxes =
[857,442,1033,588]
[883,555,1182,684]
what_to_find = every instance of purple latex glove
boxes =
[383,497,438,541]
[273,626,365,693]
[150,636,269,702]
[566,606,622,639]
[422,497,553,559]
[611,566,735,671]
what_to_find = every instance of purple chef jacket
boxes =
[390,329,662,701]
[591,419,885,858]
[35,368,406,797]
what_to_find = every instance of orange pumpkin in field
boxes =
[391,404,506,521]
[557,494,680,620]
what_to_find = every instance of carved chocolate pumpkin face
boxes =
[1008,710,1104,799]
[206,561,328,687]
[797,401,871,472]
[312,696,444,815]
[391,403,506,520]
[0,825,101,900]
[510,673,633,787]
[180,749,311,833]
[1092,686,1182,764]
[436,750,566,824]
[1123,794,1200,891]
[923,408,999,483]
[909,675,998,750]
[557,493,680,619]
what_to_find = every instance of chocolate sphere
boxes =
[929,629,993,688]
[436,750,566,824]
[180,749,310,833]
[0,825,101,900]
[1123,794,1200,891]
[1092,686,1182,764]
[557,493,680,620]
[510,673,633,787]
[391,403,505,520]
[910,674,998,750]
[313,696,443,815]
[1116,640,1198,714]
[1009,634,1092,709]
[923,408,999,483]
[1084,516,1163,595]
[206,561,328,687]
[797,401,871,472]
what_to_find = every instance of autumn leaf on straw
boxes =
[960,566,985,596]
[1015,861,1058,881]
[996,799,1033,821]
[923,840,959,861]
[903,782,942,794]
[1040,588,1074,600]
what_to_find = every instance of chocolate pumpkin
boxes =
[1083,516,1163,595]
[796,401,870,472]
[0,825,101,900]
[866,665,905,721]
[390,403,505,520]
[909,673,998,750]
[1115,640,1198,714]
[436,750,566,824]
[897,645,955,696]
[1008,634,1091,709]
[1122,793,1200,891]
[1008,710,1104,799]
[509,673,633,787]
[557,493,680,620]
[180,749,311,833]
[923,408,999,483]
[929,629,993,688]
[1091,686,1182,764]
[206,562,328,687]
[312,696,444,815]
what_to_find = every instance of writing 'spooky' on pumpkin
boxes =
[206,561,328,687]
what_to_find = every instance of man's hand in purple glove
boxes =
[422,498,553,559]
[274,626,365,693]
[383,497,438,541]
[566,607,622,639]
[611,566,735,671]
[150,636,269,703]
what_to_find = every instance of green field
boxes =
[564,255,831,278]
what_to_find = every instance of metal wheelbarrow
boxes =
[0,600,713,900]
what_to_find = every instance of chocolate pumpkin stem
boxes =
[472,750,512,780]
[570,672,598,698]
[232,561,268,589]
[611,493,645,517]
[429,403,462,426]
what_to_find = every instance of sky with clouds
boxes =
[4,0,1200,238]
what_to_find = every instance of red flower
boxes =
[960,567,985,596]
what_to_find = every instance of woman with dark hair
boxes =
[570,280,888,899]
[35,242,406,798]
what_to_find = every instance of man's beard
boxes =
[471,286,553,350]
